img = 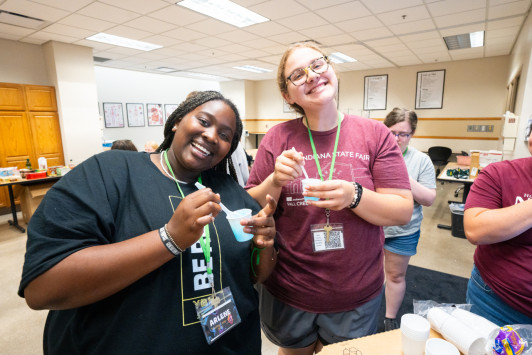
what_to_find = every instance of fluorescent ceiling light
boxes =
[86,33,162,51]
[470,31,484,48]
[443,31,484,50]
[177,0,269,28]
[233,65,272,73]
[155,67,177,73]
[328,52,357,63]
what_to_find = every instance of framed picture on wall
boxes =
[103,102,124,128]
[164,104,178,122]
[147,103,164,126]
[126,103,145,127]
[415,69,445,109]
[363,74,388,110]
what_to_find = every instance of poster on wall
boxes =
[363,74,388,110]
[126,103,145,127]
[103,102,124,128]
[165,104,178,122]
[147,103,164,126]
[415,70,445,109]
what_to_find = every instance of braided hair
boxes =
[156,90,243,182]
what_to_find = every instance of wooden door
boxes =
[25,85,57,111]
[0,111,33,208]
[29,112,64,167]
[0,83,25,111]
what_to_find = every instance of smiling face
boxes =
[282,47,338,112]
[388,120,413,154]
[169,100,236,181]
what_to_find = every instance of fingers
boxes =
[258,194,277,217]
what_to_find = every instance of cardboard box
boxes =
[20,182,56,224]
[321,328,444,355]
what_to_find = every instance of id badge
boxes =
[195,287,241,345]
[310,223,345,252]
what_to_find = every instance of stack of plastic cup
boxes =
[427,307,453,333]
[425,338,460,355]
[226,208,253,242]
[401,313,431,355]
[439,314,486,355]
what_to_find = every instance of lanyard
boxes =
[304,111,342,181]
[403,147,408,157]
[163,150,212,278]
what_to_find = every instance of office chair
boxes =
[428,146,452,176]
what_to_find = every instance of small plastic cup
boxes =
[401,313,431,355]
[226,208,253,242]
[302,178,321,201]
[425,338,460,355]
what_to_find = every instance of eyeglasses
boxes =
[287,57,329,86]
[390,131,412,138]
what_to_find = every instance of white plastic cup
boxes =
[226,208,253,242]
[439,315,485,355]
[301,178,321,201]
[401,313,431,355]
[425,338,460,355]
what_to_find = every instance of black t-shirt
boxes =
[19,150,262,354]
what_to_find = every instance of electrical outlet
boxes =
[480,125,487,132]
[487,125,494,132]
[467,125,473,132]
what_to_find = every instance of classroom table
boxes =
[0,175,61,233]
[436,162,476,231]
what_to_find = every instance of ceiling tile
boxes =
[376,5,430,25]
[39,23,94,38]
[318,2,371,22]
[162,27,208,41]
[0,0,69,22]
[488,0,531,19]
[360,0,424,14]
[487,16,526,30]
[31,0,93,13]
[427,0,485,17]
[388,18,436,35]
[122,16,176,34]
[249,0,307,20]
[187,19,236,36]
[433,8,486,28]
[105,25,154,40]
[98,0,169,14]
[58,14,115,32]
[245,21,292,37]
[77,2,140,23]
[149,5,206,26]
[299,24,344,39]
[276,12,328,31]
[336,16,384,32]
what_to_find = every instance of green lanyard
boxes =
[304,111,342,181]
[163,150,212,277]
[403,147,408,157]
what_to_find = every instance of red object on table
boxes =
[26,172,47,180]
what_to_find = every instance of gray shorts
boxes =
[257,285,383,348]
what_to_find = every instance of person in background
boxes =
[18,91,278,354]
[463,123,532,326]
[382,108,436,331]
[246,43,413,354]
[143,140,158,152]
[230,141,250,187]
[111,139,137,151]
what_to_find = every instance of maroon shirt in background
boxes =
[247,115,410,313]
[465,158,532,318]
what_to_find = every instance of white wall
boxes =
[43,41,102,165]
[95,67,220,151]
[507,11,532,160]
[0,39,50,85]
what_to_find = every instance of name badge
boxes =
[310,223,345,252]
[195,287,241,345]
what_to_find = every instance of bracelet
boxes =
[159,226,182,257]
[164,224,184,253]
[348,182,363,209]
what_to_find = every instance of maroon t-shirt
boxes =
[247,115,410,313]
[465,158,532,318]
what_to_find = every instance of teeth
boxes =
[192,142,211,156]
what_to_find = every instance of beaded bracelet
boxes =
[348,182,363,209]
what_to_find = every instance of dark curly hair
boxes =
[156,90,242,182]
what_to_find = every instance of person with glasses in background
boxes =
[382,108,436,331]
[246,43,413,354]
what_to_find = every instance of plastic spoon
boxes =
[194,181,235,217]
[292,147,309,179]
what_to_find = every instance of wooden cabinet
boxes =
[0,83,64,209]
